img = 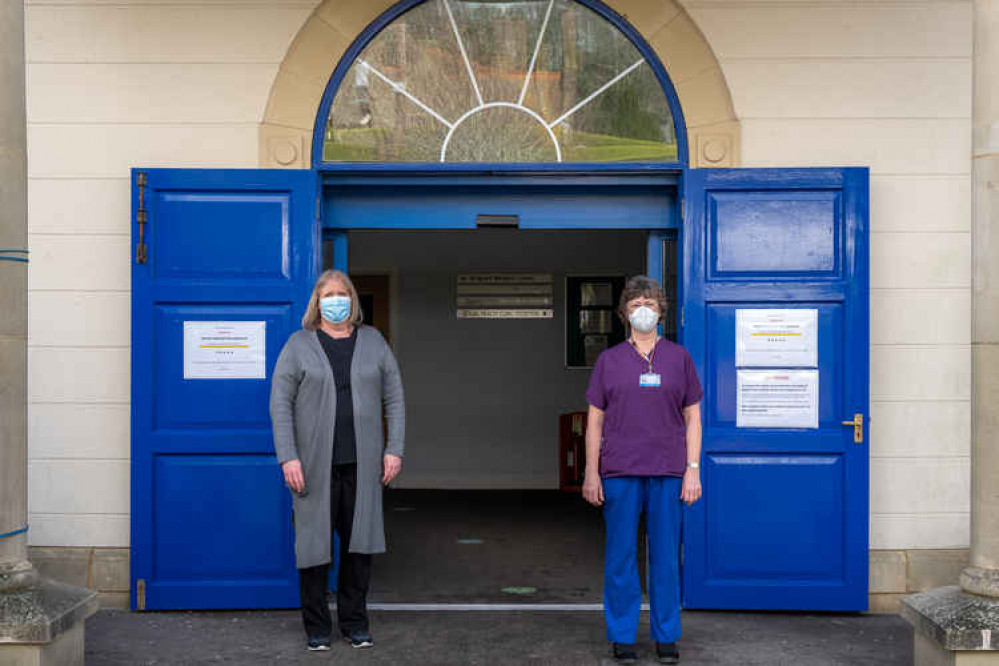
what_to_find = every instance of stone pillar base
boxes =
[903,586,999,666]
[0,578,99,666]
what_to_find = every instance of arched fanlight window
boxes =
[322,0,679,163]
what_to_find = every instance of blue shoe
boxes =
[307,636,331,651]
[342,629,373,648]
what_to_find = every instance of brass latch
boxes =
[842,413,864,444]
[135,171,148,264]
[136,578,146,610]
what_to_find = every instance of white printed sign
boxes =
[736,309,818,367]
[737,369,818,429]
[183,321,266,379]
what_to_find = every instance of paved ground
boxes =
[85,609,913,665]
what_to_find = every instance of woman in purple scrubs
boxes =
[583,275,703,665]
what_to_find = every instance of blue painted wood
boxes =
[311,0,688,169]
[681,167,869,611]
[131,168,318,610]
[323,183,677,230]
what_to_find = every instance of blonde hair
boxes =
[301,269,364,330]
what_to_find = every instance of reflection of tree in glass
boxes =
[323,0,677,163]
[446,106,558,162]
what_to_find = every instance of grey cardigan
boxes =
[270,326,405,568]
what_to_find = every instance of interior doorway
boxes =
[323,228,665,603]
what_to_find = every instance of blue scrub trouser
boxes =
[602,476,683,644]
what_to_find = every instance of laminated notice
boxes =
[736,309,817,368]
[183,321,266,379]
[737,369,818,429]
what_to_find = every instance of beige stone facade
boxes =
[23,0,973,610]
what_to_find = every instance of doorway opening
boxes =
[322,228,677,603]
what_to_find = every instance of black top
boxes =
[317,328,357,465]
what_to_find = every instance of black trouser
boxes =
[299,463,372,640]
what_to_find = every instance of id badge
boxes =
[639,373,662,388]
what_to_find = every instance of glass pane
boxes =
[323,0,676,163]
[580,281,612,306]
[580,310,612,334]
[583,334,608,366]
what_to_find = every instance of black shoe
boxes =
[612,642,638,663]
[306,636,331,651]
[342,629,373,648]
[656,641,680,664]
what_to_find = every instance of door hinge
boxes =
[136,578,147,610]
[135,171,148,264]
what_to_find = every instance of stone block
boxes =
[0,621,85,666]
[262,69,325,132]
[871,550,907,593]
[258,123,311,168]
[606,0,681,41]
[909,550,970,592]
[316,1,393,44]
[27,515,129,549]
[28,234,130,292]
[871,458,970,516]
[96,592,128,610]
[869,592,905,614]
[28,460,129,516]
[872,513,969,551]
[689,120,739,168]
[27,124,259,178]
[870,401,970,460]
[91,549,128,593]
[870,346,970,402]
[27,548,90,589]
[279,14,351,86]
[648,10,720,85]
[739,118,970,175]
[903,586,999,650]
[675,67,736,130]
[0,578,98,644]
[27,349,130,404]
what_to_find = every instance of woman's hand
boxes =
[383,454,402,485]
[282,459,305,493]
[681,467,702,505]
[582,471,604,506]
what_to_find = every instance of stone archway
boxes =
[259,0,739,168]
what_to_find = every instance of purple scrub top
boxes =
[586,339,703,479]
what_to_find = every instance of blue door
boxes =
[130,169,318,610]
[681,168,870,610]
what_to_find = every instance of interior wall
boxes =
[349,230,646,488]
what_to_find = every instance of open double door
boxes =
[130,167,867,611]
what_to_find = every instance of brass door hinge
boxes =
[136,578,146,610]
[135,172,148,264]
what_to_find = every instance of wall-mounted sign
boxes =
[456,273,554,319]
[737,369,818,429]
[736,309,818,367]
[183,321,266,379]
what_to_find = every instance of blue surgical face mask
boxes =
[319,295,352,324]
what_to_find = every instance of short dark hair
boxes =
[617,275,668,327]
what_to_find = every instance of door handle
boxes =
[841,413,864,444]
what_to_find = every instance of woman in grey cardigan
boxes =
[270,269,405,652]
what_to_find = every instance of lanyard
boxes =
[629,337,659,374]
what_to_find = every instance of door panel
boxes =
[131,169,318,610]
[681,168,869,611]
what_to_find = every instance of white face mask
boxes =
[628,305,659,333]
